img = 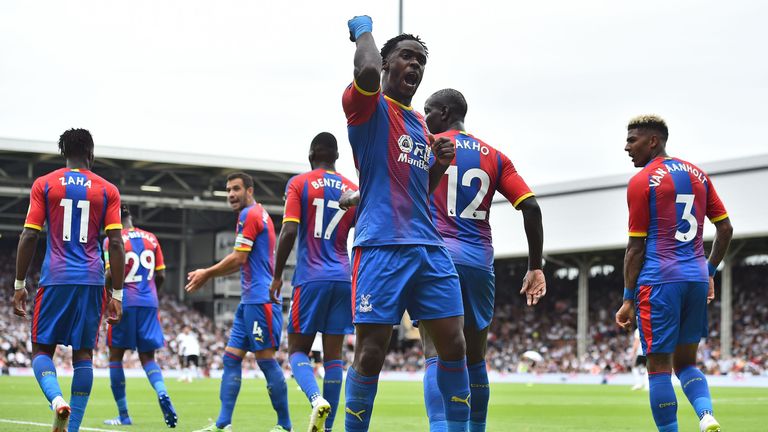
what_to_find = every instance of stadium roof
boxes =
[0,136,306,237]
[491,154,768,258]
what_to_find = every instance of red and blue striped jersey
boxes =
[283,168,358,287]
[342,82,443,247]
[627,157,728,285]
[103,228,166,308]
[430,130,534,271]
[233,203,276,304]
[25,168,122,287]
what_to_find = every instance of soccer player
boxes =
[342,16,470,432]
[187,172,292,432]
[269,132,358,432]
[420,88,546,432]
[615,115,733,432]
[176,326,201,383]
[102,204,177,427]
[13,128,125,432]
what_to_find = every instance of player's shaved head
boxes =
[309,132,339,164]
[428,88,468,120]
[58,128,94,164]
[627,114,669,141]
[424,88,468,135]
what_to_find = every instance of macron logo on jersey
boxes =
[648,162,707,188]
[396,134,430,171]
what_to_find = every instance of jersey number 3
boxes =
[675,193,697,243]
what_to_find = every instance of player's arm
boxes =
[13,179,45,317]
[12,228,40,318]
[703,179,733,303]
[154,240,167,290]
[428,134,455,194]
[518,197,546,306]
[270,222,298,302]
[348,15,380,94]
[185,250,248,293]
[105,228,125,325]
[616,176,649,330]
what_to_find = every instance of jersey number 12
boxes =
[445,166,491,220]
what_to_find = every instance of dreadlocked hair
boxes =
[380,34,428,60]
[58,128,94,159]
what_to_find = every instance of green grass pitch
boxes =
[0,376,766,431]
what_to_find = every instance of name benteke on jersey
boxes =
[311,177,352,193]
[648,161,708,188]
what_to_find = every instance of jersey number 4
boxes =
[445,166,491,220]
[311,198,347,239]
[125,250,156,283]
[60,198,90,243]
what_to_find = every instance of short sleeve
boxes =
[497,153,534,208]
[627,174,650,237]
[234,208,263,252]
[104,184,122,231]
[705,177,728,223]
[154,238,166,271]
[342,81,380,126]
[283,177,302,224]
[24,178,46,230]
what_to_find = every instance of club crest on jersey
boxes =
[252,322,264,342]
[398,135,414,153]
[358,294,373,313]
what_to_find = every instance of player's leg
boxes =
[412,246,470,432]
[194,304,249,431]
[321,333,345,432]
[287,281,325,405]
[32,343,71,431]
[189,355,199,381]
[253,303,291,431]
[30,285,75,431]
[674,282,719,431]
[457,265,495,432]
[314,280,354,432]
[637,284,680,432]
[68,285,105,432]
[105,347,132,425]
[288,333,327,421]
[419,317,470,432]
[136,307,177,427]
[345,246,413,432]
[420,329,446,432]
[346,323,392,432]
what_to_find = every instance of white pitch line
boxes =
[0,418,121,432]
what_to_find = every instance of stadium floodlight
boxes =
[140,185,162,192]
[212,190,229,197]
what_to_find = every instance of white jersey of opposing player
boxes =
[177,332,201,357]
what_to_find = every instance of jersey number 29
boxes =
[125,250,156,283]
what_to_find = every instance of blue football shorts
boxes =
[227,302,283,352]
[635,281,708,354]
[351,245,463,325]
[107,306,165,352]
[288,280,354,335]
[31,284,105,350]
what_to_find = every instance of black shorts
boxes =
[185,355,199,367]
[635,355,647,367]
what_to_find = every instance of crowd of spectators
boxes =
[1,239,766,376]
